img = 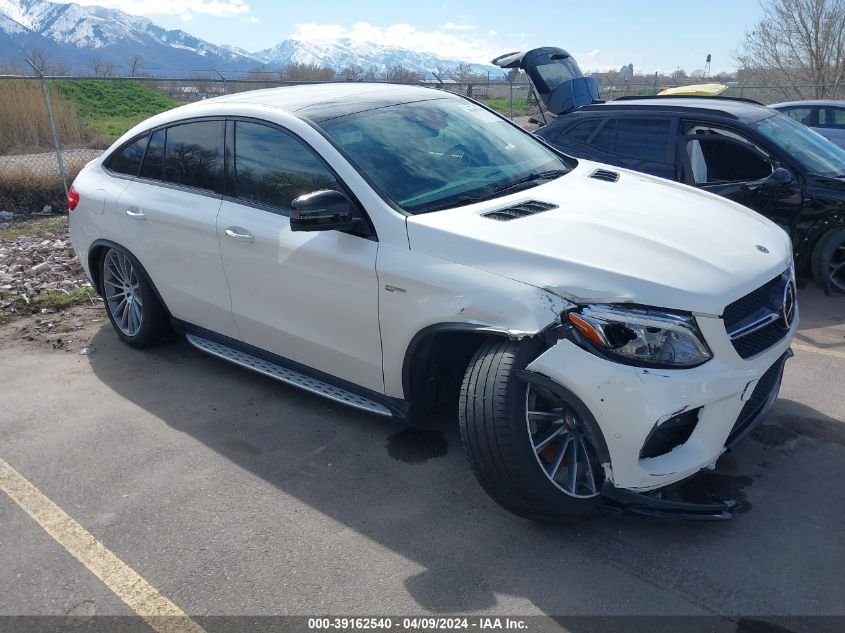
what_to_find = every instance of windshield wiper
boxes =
[458,169,567,204]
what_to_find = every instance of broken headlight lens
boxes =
[567,305,712,368]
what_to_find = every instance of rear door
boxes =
[216,119,383,392]
[116,119,239,338]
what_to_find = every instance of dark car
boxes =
[533,96,845,293]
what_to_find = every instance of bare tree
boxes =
[380,64,423,83]
[88,57,104,77]
[734,0,845,99]
[280,63,335,81]
[127,54,143,77]
[27,48,49,72]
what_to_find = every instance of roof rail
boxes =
[612,94,764,106]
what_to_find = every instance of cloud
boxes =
[487,29,498,36]
[289,22,505,64]
[588,49,601,57]
[443,22,477,31]
[71,0,251,19]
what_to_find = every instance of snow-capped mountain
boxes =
[0,0,495,76]
[259,38,494,77]
[0,0,263,72]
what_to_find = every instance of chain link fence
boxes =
[1,73,842,217]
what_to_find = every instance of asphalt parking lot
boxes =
[1,286,844,631]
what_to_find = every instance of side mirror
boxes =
[763,167,795,190]
[290,190,360,233]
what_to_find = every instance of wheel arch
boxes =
[402,322,541,417]
[88,239,172,318]
[797,214,845,271]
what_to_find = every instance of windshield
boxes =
[753,113,845,177]
[318,98,569,214]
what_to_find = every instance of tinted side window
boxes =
[163,121,220,191]
[139,129,165,180]
[565,118,602,143]
[233,121,340,211]
[591,119,617,151]
[818,107,845,129]
[105,135,148,176]
[614,118,672,162]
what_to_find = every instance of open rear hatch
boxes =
[492,46,600,115]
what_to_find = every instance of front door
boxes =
[678,122,803,232]
[216,120,384,392]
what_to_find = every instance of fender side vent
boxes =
[482,200,557,221]
[590,168,620,182]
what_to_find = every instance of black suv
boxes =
[534,96,845,293]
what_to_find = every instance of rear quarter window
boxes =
[104,135,148,177]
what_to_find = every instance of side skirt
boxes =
[172,320,411,420]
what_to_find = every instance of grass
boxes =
[0,215,67,240]
[0,80,87,153]
[480,96,537,117]
[54,80,177,140]
[0,287,96,325]
[0,166,80,216]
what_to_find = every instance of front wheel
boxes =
[100,247,171,347]
[812,227,845,294]
[458,338,604,522]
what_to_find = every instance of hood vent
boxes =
[482,200,557,221]
[590,168,620,183]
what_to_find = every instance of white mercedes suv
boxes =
[68,83,797,521]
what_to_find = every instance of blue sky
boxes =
[74,0,763,73]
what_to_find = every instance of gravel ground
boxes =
[0,149,103,174]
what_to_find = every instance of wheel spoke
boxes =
[547,436,571,479]
[131,302,142,332]
[106,260,124,285]
[527,410,562,421]
[566,439,579,493]
[580,439,597,494]
[533,425,565,453]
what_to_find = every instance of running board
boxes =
[186,334,393,417]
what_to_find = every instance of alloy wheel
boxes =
[103,249,143,337]
[828,242,845,292]
[525,383,602,498]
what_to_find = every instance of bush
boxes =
[0,166,80,215]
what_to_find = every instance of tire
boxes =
[811,227,845,295]
[100,246,171,347]
[458,337,604,522]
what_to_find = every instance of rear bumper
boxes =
[526,314,795,491]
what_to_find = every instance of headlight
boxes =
[567,305,712,368]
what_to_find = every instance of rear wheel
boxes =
[459,338,604,522]
[100,247,170,347]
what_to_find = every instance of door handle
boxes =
[125,207,145,219]
[225,227,255,243]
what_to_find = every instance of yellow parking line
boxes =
[0,458,206,633]
[792,342,845,360]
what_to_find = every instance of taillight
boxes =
[68,186,80,211]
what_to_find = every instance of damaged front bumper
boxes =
[525,313,794,502]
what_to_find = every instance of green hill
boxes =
[54,80,177,140]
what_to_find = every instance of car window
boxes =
[105,135,148,177]
[818,107,845,129]
[614,118,672,162]
[318,98,568,214]
[163,121,220,191]
[565,118,602,143]
[753,114,845,177]
[591,119,617,151]
[685,135,772,184]
[139,129,165,180]
[780,107,813,126]
[233,121,340,212]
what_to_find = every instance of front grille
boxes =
[723,273,792,359]
[726,351,790,446]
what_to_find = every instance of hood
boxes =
[406,162,793,315]
[492,46,600,115]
